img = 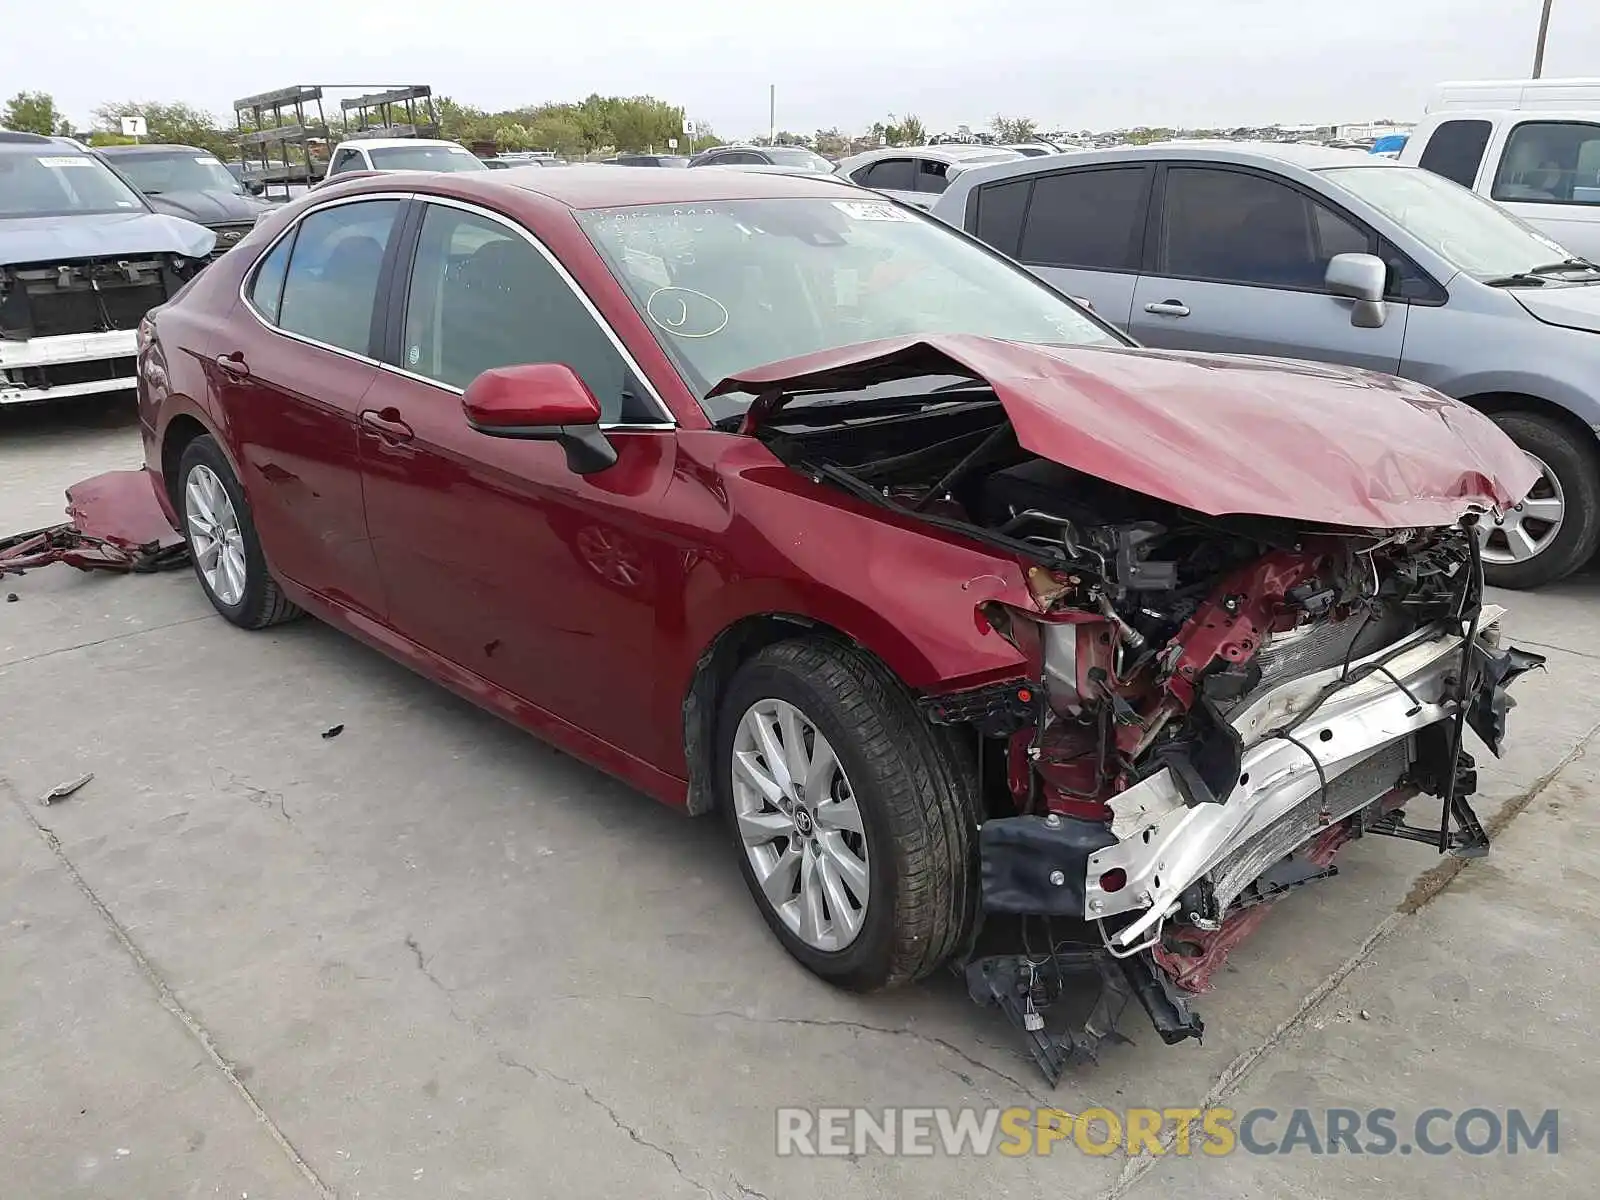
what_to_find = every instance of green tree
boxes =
[990,115,1038,143]
[437,97,497,145]
[870,113,927,147]
[813,127,849,157]
[92,100,232,156]
[2,90,70,135]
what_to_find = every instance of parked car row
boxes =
[131,164,1541,1062]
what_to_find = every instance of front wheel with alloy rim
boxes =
[177,435,302,629]
[716,638,978,992]
[1479,412,1600,590]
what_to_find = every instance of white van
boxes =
[1400,78,1600,259]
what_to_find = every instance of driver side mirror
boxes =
[1325,252,1389,329]
[463,363,617,475]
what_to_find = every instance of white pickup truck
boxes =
[1401,78,1600,260]
[322,137,488,181]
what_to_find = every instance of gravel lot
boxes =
[2,396,1593,1199]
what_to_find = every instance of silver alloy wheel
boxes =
[731,697,870,951]
[184,464,248,606]
[1480,452,1565,566]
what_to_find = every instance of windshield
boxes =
[367,145,487,172]
[577,196,1120,420]
[0,149,148,218]
[765,148,836,172]
[110,150,242,195]
[1321,164,1577,278]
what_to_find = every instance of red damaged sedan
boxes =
[135,166,1542,1079]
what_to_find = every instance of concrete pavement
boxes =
[2,397,1594,1198]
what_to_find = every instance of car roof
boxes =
[0,132,89,153]
[96,143,210,156]
[838,144,1021,169]
[461,163,864,209]
[1066,140,1381,168]
[342,137,465,151]
[943,139,1402,191]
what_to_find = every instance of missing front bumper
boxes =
[970,609,1544,1082]
[1084,609,1530,950]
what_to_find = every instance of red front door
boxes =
[355,197,683,762]
[358,374,679,761]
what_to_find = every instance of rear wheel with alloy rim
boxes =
[1479,412,1600,590]
[177,435,302,629]
[716,638,977,992]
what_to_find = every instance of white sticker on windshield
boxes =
[831,199,914,222]
[194,155,215,163]
[38,156,95,168]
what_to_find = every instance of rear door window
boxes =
[1492,121,1600,205]
[971,178,1031,257]
[275,199,402,355]
[1418,119,1493,188]
[1017,167,1148,271]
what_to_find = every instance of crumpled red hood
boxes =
[713,335,1538,529]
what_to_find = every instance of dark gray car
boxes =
[934,142,1600,589]
[97,144,273,254]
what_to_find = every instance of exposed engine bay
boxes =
[755,391,1544,1082]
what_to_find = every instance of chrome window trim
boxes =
[236,189,415,367]
[235,191,677,429]
[400,194,676,427]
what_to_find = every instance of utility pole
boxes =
[1531,0,1555,78]
[769,84,776,146]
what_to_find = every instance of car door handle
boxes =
[215,352,250,379]
[359,407,414,442]
[1144,300,1191,317]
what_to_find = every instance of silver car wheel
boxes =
[731,698,870,952]
[184,464,248,606]
[1480,452,1565,567]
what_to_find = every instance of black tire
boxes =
[715,638,977,992]
[176,435,302,629]
[1483,412,1600,590]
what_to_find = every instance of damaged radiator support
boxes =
[0,470,188,578]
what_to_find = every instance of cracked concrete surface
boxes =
[3,398,1597,1198]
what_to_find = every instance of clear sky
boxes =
[16,0,1600,137]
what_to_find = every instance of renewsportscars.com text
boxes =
[775,1106,1559,1158]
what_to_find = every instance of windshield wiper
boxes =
[1481,272,1547,288]
[1529,258,1600,276]
[713,391,995,431]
